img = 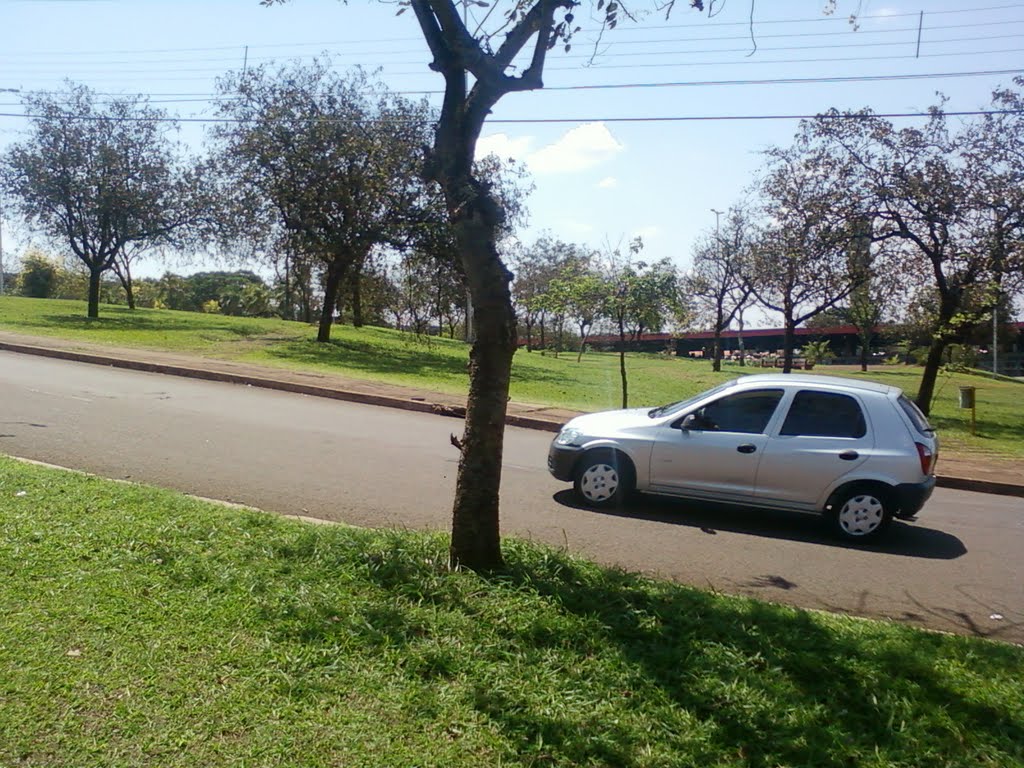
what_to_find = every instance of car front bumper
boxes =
[894,476,936,518]
[547,442,583,482]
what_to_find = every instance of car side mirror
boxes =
[679,414,698,431]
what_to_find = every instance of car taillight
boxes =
[916,442,936,476]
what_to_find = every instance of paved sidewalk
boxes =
[1,329,1021,498]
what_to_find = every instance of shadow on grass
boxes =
[262,338,577,390]
[929,413,1024,445]
[294,527,1017,767]
[494,553,1022,767]
[552,490,967,561]
[263,337,472,380]
[38,312,267,337]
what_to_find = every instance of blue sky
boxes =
[1,0,1022,300]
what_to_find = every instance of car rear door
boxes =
[754,388,873,509]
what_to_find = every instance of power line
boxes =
[4,23,1023,73]
[1,108,1019,126]
[4,2,1022,57]
[2,18,1021,67]
[3,67,1021,108]
[7,42,1019,88]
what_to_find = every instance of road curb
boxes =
[934,476,1024,498]
[2,340,1016,496]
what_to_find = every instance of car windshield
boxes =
[648,380,737,418]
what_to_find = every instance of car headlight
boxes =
[555,427,583,446]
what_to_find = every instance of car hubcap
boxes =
[580,463,619,502]
[838,494,884,536]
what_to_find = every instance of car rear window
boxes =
[780,390,867,438]
[898,395,934,435]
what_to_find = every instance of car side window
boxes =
[695,389,784,434]
[780,390,867,438]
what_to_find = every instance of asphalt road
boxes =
[2,350,1022,644]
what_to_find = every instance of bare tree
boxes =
[689,207,754,371]
[747,137,866,373]
[811,92,1024,412]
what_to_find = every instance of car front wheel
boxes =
[574,450,634,509]
[829,485,895,543]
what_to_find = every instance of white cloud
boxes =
[529,122,624,174]
[597,176,618,189]
[475,133,534,164]
[478,123,624,176]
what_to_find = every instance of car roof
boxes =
[729,372,900,397]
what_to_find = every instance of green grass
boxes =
[1,295,1021,457]
[1,457,1022,768]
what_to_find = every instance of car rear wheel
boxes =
[829,485,894,543]
[574,450,634,509]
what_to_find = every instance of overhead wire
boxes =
[2,2,1022,57]
[2,19,1022,73]
[0,108,1019,126]
[3,67,1022,108]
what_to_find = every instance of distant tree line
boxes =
[3,71,1022,420]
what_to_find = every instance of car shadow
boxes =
[552,490,967,560]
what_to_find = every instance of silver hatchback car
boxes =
[548,373,938,542]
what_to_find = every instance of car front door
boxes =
[649,388,784,502]
[754,388,873,509]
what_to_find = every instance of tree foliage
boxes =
[689,207,754,372]
[808,83,1024,412]
[211,61,435,343]
[1,83,205,318]
[746,135,868,373]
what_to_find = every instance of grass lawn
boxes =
[2,457,1023,768]
[1,296,1021,457]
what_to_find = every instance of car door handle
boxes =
[737,444,757,454]
[839,450,860,461]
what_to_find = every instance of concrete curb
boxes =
[934,476,1024,498]
[2,340,1017,497]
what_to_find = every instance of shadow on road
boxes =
[552,490,967,560]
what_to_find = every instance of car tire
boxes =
[573,450,634,509]
[828,485,895,543]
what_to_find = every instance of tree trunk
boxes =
[317,261,345,343]
[351,271,364,328]
[782,320,796,374]
[448,213,515,572]
[712,331,722,372]
[113,261,135,310]
[618,318,628,408]
[525,320,534,352]
[576,324,589,364]
[87,267,102,319]
[859,328,870,372]
[539,318,546,351]
[737,311,746,367]
[916,338,948,416]
[284,253,292,320]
